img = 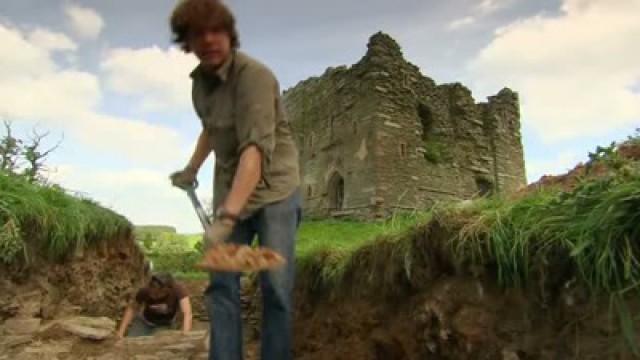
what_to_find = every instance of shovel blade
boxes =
[194,243,286,273]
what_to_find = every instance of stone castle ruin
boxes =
[283,32,526,219]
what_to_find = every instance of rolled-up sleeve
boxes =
[235,64,277,184]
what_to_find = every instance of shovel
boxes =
[180,182,286,273]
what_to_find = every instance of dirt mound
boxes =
[291,275,638,360]
[0,234,147,322]
[522,142,639,195]
[284,212,640,359]
[0,277,266,360]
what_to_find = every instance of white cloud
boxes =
[0,70,100,122]
[448,16,476,31]
[0,22,185,165]
[64,4,104,40]
[48,165,213,233]
[447,0,511,31]
[101,46,198,111]
[0,24,55,80]
[478,0,511,15]
[75,113,185,164]
[468,0,640,143]
[28,28,77,52]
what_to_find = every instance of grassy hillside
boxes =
[0,173,131,264]
[145,171,640,296]
[141,213,430,277]
[135,225,177,235]
[295,138,640,352]
[146,134,640,299]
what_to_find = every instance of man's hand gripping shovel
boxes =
[179,181,286,273]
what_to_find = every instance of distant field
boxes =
[136,212,430,257]
[136,212,432,279]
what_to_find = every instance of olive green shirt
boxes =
[190,51,300,218]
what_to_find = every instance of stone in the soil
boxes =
[451,305,494,342]
[58,316,116,340]
[2,318,42,335]
[13,340,74,360]
[133,351,175,360]
[87,355,120,360]
[502,349,520,360]
[1,335,33,348]
[162,342,197,351]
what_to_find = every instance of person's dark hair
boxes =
[150,272,175,289]
[170,0,240,52]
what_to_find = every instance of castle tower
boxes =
[283,32,526,219]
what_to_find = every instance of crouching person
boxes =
[115,273,192,338]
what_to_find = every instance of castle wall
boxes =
[356,34,465,217]
[283,66,381,218]
[483,88,527,193]
[282,32,526,219]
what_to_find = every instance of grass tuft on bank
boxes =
[0,172,131,264]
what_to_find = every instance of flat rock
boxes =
[2,318,42,335]
[89,355,121,360]
[58,316,115,340]
[22,340,73,354]
[1,335,33,348]
[61,323,111,340]
[163,342,196,351]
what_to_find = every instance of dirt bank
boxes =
[288,212,640,360]
[292,276,639,360]
[0,233,147,323]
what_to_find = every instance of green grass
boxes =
[0,172,131,264]
[183,233,203,248]
[450,177,640,294]
[141,212,432,278]
[297,175,640,295]
[134,147,640,305]
[135,171,640,303]
[172,271,209,280]
[295,212,432,284]
[135,225,177,233]
[294,170,640,353]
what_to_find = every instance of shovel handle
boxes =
[183,183,211,230]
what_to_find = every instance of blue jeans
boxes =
[204,189,302,360]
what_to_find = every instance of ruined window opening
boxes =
[476,177,494,197]
[328,172,345,211]
[307,185,313,198]
[399,142,408,157]
[417,103,434,140]
[353,121,357,134]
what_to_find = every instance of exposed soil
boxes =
[291,276,640,360]
[0,235,147,322]
[3,270,639,359]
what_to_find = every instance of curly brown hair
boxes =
[170,0,240,52]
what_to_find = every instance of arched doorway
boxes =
[328,172,345,211]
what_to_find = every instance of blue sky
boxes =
[1,0,638,233]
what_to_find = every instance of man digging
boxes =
[168,1,302,360]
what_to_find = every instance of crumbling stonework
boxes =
[283,32,526,219]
